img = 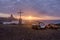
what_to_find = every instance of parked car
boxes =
[32,22,46,30]
[46,23,58,29]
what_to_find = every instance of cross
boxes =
[18,10,23,25]
[18,10,23,19]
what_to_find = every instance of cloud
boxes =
[0,0,60,17]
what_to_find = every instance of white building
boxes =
[3,21,19,24]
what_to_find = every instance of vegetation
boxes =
[0,24,60,40]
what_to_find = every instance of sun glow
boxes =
[27,16,33,20]
[15,16,41,20]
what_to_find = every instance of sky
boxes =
[0,0,60,20]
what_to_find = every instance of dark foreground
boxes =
[0,25,60,40]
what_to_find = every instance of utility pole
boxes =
[18,10,23,25]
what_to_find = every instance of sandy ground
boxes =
[0,25,60,40]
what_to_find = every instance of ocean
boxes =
[39,20,60,24]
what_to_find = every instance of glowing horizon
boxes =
[15,15,60,20]
[0,13,60,20]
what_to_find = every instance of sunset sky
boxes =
[0,0,60,20]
